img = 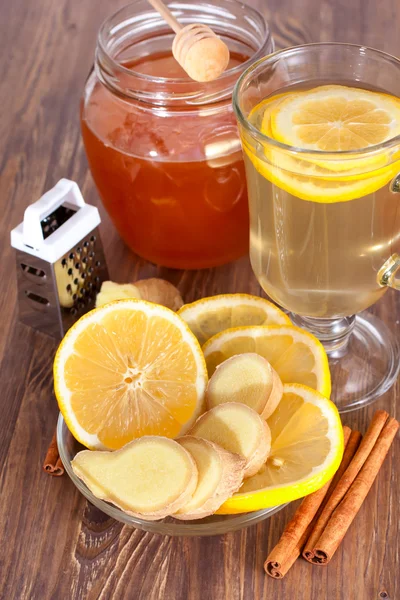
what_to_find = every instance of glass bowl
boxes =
[57,414,285,536]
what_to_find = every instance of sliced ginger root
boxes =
[189,402,271,478]
[206,353,283,420]
[134,278,183,311]
[71,436,198,520]
[95,281,140,308]
[174,436,246,520]
[96,278,183,311]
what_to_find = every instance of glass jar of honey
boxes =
[81,0,273,269]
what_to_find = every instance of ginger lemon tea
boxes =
[243,84,400,318]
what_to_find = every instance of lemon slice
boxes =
[243,142,399,203]
[178,294,290,345]
[54,299,207,450]
[260,96,391,177]
[270,85,400,151]
[202,324,331,398]
[218,383,343,513]
[245,86,400,203]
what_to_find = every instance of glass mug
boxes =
[81,0,273,269]
[233,44,400,412]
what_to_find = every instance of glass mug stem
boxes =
[290,314,356,356]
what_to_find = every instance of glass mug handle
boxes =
[378,254,400,290]
[377,174,400,289]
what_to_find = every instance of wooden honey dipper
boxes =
[147,0,230,82]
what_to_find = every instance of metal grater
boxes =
[10,178,109,339]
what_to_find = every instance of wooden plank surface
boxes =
[0,0,399,598]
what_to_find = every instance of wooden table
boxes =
[0,0,399,598]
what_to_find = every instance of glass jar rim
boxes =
[96,0,272,105]
[233,42,400,158]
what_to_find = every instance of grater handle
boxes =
[23,179,85,250]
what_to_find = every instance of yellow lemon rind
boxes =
[244,142,399,203]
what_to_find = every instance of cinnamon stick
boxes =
[264,425,352,579]
[43,431,64,476]
[310,416,399,565]
[54,456,64,476]
[302,409,388,562]
[322,430,362,497]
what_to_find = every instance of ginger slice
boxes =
[206,353,283,419]
[174,436,246,520]
[134,278,184,311]
[261,368,284,420]
[189,402,271,478]
[71,436,197,520]
[95,281,140,308]
[95,278,183,311]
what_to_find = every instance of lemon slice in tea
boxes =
[270,85,400,151]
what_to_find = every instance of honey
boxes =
[81,52,250,269]
[81,1,272,268]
